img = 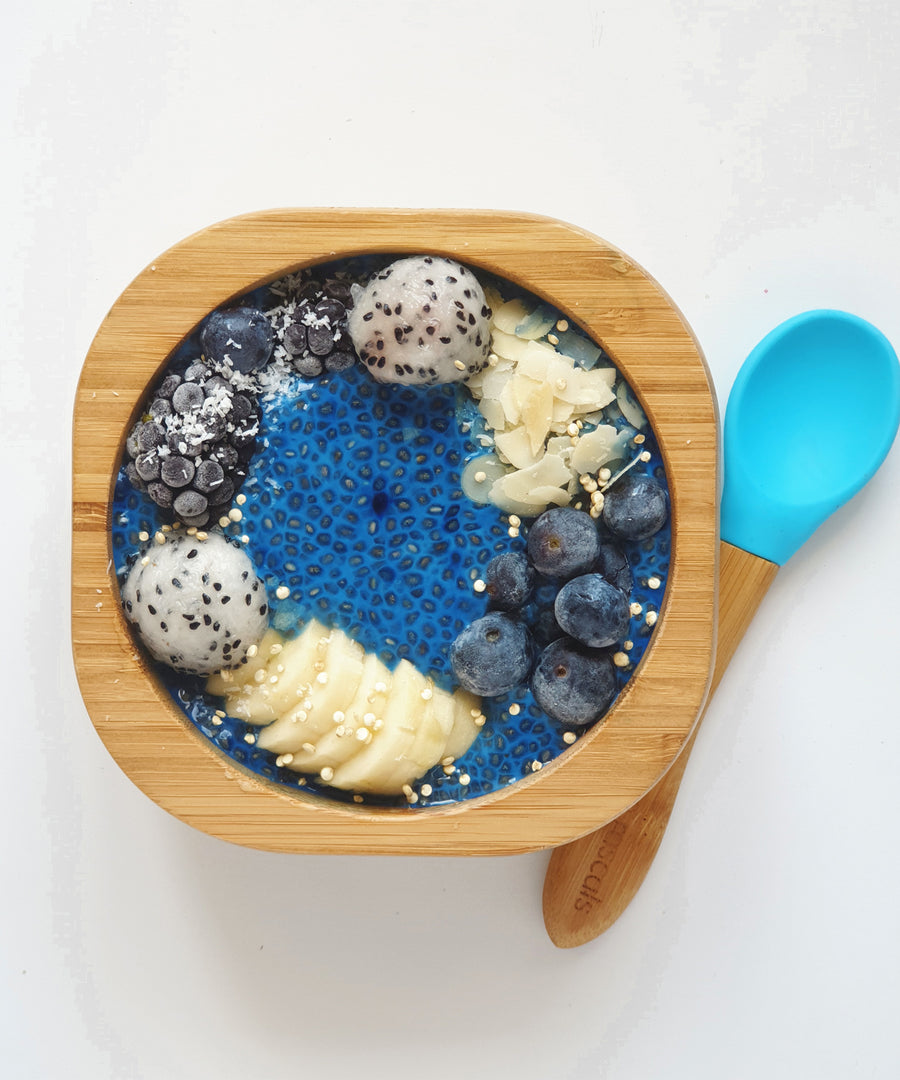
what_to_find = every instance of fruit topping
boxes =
[601,472,669,541]
[464,298,630,516]
[347,256,492,386]
[200,306,275,373]
[553,573,630,648]
[450,612,535,697]
[531,638,617,726]
[270,277,357,377]
[113,255,672,804]
[526,506,601,579]
[596,541,633,595]
[451,501,642,730]
[209,621,482,796]
[121,532,269,675]
[484,552,535,612]
[123,363,260,525]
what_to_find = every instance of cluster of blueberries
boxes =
[123,281,359,524]
[123,303,277,525]
[450,474,667,727]
[276,278,358,377]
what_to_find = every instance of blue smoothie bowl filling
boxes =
[111,255,671,808]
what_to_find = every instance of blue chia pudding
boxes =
[112,255,671,808]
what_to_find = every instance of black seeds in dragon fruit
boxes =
[347,256,492,386]
[121,532,268,675]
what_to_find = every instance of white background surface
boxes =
[5,1,900,1077]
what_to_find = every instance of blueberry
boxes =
[526,507,600,579]
[315,297,346,322]
[156,373,181,399]
[202,374,232,395]
[183,361,212,383]
[596,542,633,595]
[554,573,630,648]
[193,459,225,496]
[294,353,325,377]
[124,461,147,492]
[325,348,357,373]
[160,455,195,489]
[136,421,165,452]
[173,489,209,518]
[201,306,274,373]
[601,473,668,542]
[125,425,141,460]
[149,397,173,421]
[134,451,161,482]
[200,411,228,441]
[208,475,234,506]
[450,612,534,697]
[213,444,239,470]
[178,510,210,529]
[229,421,257,451]
[147,481,174,509]
[230,394,254,422]
[307,324,336,357]
[483,552,534,612]
[532,637,617,726]
[283,322,308,356]
[324,278,353,305]
[172,382,205,414]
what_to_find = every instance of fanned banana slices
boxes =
[207,620,483,796]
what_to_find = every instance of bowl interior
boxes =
[72,209,718,855]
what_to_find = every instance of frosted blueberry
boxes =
[484,552,535,612]
[601,473,668,542]
[554,574,630,648]
[201,306,274,373]
[532,638,617,726]
[526,507,600,579]
[450,612,534,697]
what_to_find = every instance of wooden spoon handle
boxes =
[542,541,779,948]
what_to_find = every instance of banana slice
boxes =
[208,620,487,796]
[379,683,448,791]
[211,620,328,723]
[329,659,424,794]
[257,629,365,754]
[281,652,392,775]
[258,619,334,717]
[442,689,484,762]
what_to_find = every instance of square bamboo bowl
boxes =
[72,209,718,855]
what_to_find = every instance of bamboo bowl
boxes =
[72,208,718,856]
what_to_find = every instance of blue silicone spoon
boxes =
[544,309,900,947]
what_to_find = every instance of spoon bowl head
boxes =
[722,310,900,565]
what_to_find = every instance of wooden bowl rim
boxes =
[72,207,718,855]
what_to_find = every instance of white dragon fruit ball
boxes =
[347,256,492,386]
[121,532,269,675]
